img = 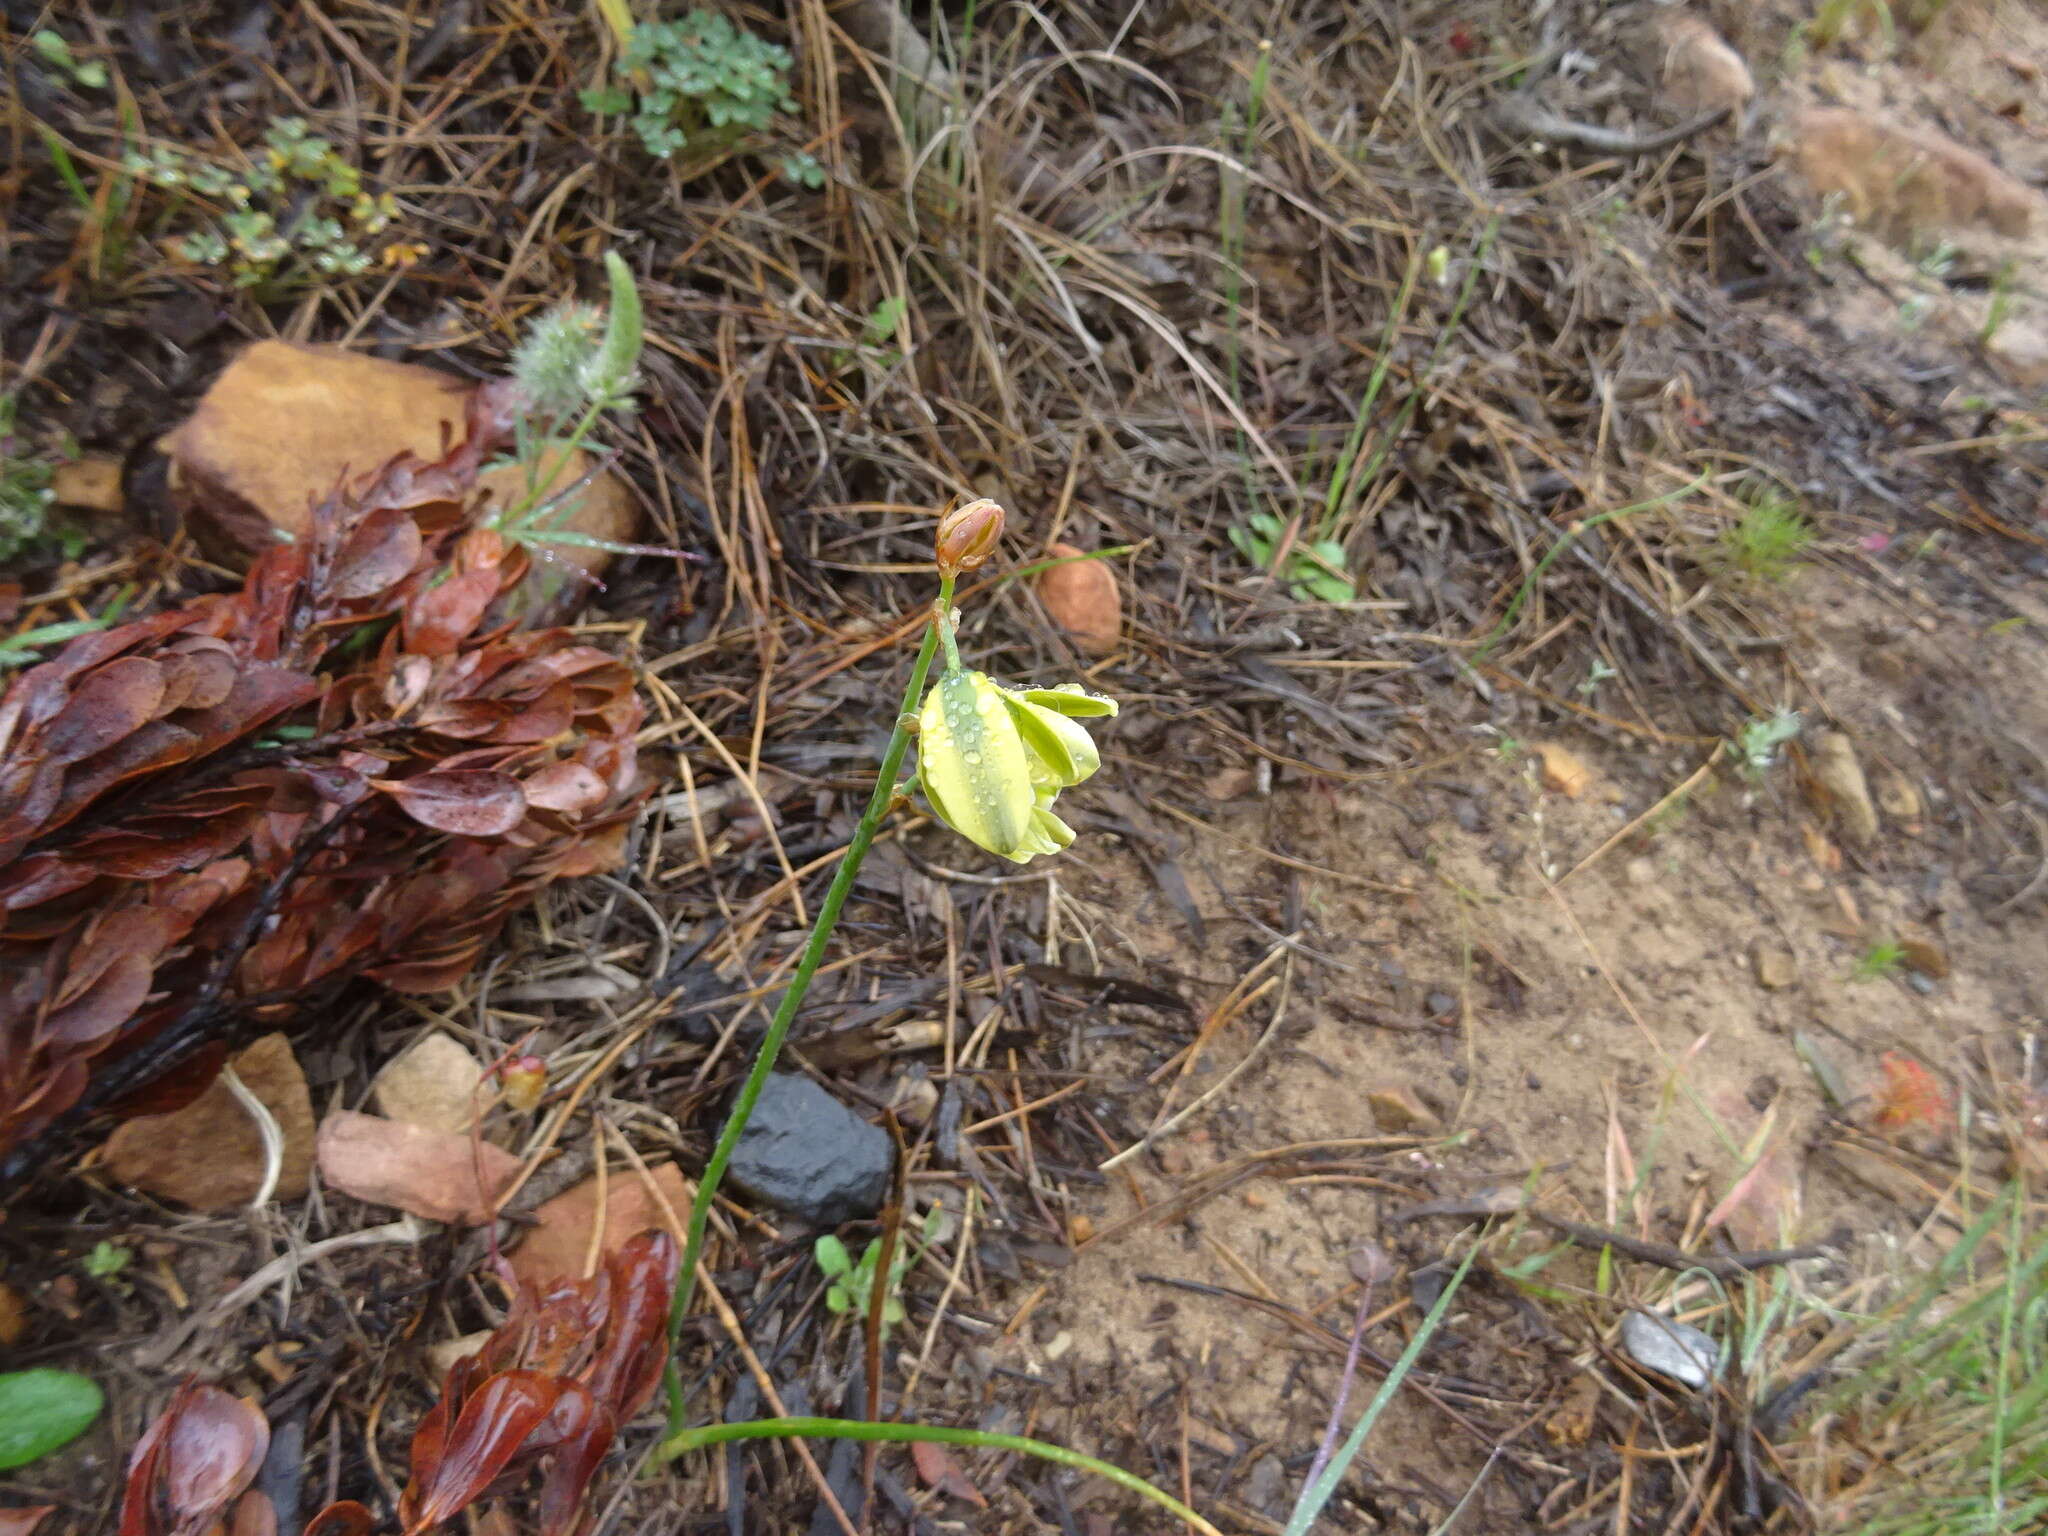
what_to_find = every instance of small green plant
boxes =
[1718,493,1814,582]
[1851,938,1908,982]
[1813,0,1896,52]
[1577,658,1617,697]
[31,29,107,89]
[1981,261,2018,346]
[494,251,645,563]
[813,1208,943,1331]
[81,1240,131,1279]
[1800,1179,2048,1534]
[123,118,398,288]
[582,9,819,184]
[0,396,57,563]
[832,295,908,373]
[1733,708,1802,780]
[1229,510,1356,603]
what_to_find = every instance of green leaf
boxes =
[594,251,645,401]
[825,1286,850,1313]
[0,1369,103,1470]
[581,86,634,115]
[31,31,74,69]
[813,1234,852,1278]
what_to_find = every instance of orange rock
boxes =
[507,1160,690,1293]
[1532,741,1594,798]
[49,455,125,515]
[104,1034,316,1211]
[1658,16,1753,121]
[159,340,636,623]
[1787,108,2041,244]
[1035,542,1122,655]
[315,1110,520,1225]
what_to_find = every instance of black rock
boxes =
[727,1072,891,1226]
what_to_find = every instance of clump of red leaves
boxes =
[309,1229,678,1536]
[119,1381,274,1536]
[1871,1051,1952,1137]
[0,382,645,1163]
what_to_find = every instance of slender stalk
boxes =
[656,1417,1223,1535]
[663,575,955,1432]
[1282,1243,1477,1536]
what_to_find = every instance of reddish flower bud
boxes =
[934,498,1005,575]
[501,1055,547,1113]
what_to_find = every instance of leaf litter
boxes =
[6,3,2048,1535]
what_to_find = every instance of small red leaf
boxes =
[41,951,154,1048]
[404,567,501,656]
[0,1507,57,1536]
[41,658,167,764]
[119,1382,269,1536]
[402,1369,562,1530]
[301,1503,376,1536]
[522,763,607,818]
[330,507,424,599]
[369,770,527,836]
[911,1440,988,1507]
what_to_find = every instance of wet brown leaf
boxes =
[370,770,527,837]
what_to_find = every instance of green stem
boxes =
[503,395,610,528]
[663,574,955,1432]
[655,1417,1223,1535]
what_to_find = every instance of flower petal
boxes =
[1019,684,1117,719]
[1003,694,1100,788]
[918,671,1034,857]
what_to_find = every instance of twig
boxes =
[1491,97,1731,158]
[1525,1211,1830,1280]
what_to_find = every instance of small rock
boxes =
[1752,943,1798,990]
[104,1034,315,1211]
[1786,108,2042,246]
[1624,856,1657,886]
[1034,541,1122,655]
[508,1160,690,1293]
[1203,765,1258,802]
[1985,315,2048,391]
[1875,772,1923,822]
[726,1074,892,1226]
[1367,1086,1445,1137]
[1621,1309,1720,1390]
[1244,1454,1285,1513]
[2004,1137,2048,1183]
[1897,926,1949,980]
[372,1032,486,1137]
[315,1111,519,1225]
[1810,732,1881,846]
[1544,1374,1601,1448]
[49,456,125,515]
[1658,16,1753,122]
[1532,741,1593,798]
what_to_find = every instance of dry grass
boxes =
[8,1,2048,1533]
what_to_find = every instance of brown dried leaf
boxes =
[330,506,424,600]
[369,770,527,836]
[911,1440,989,1507]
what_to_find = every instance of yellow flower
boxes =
[916,672,1116,864]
